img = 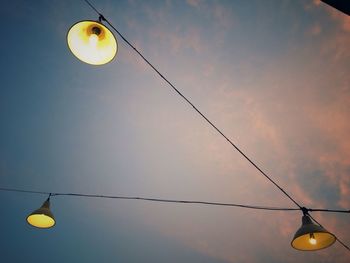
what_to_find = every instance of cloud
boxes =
[95,1,350,262]
[313,0,322,6]
[309,23,322,36]
[146,25,207,56]
[186,0,201,8]
[212,3,234,29]
[311,0,350,32]
[326,6,350,32]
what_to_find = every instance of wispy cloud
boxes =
[186,0,201,8]
[309,23,322,36]
[64,1,350,262]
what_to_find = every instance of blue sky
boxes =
[0,0,349,262]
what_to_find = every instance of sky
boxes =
[0,0,349,262]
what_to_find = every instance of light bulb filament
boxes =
[89,34,99,47]
[309,233,317,245]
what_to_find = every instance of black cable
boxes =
[308,208,350,214]
[55,193,297,211]
[0,187,299,211]
[82,0,301,209]
[83,0,101,15]
[1,187,349,214]
[0,187,50,195]
[2,186,349,252]
[308,213,350,252]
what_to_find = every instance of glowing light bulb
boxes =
[309,233,317,245]
[67,21,117,65]
[89,33,99,47]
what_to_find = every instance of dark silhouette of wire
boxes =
[83,0,100,15]
[1,187,350,214]
[308,208,350,214]
[0,187,299,211]
[308,213,350,252]
[82,0,301,209]
[0,187,49,195]
[2,186,349,251]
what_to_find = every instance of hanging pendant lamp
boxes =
[26,198,56,229]
[291,214,336,251]
[67,20,117,65]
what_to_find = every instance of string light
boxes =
[2,0,347,256]
[291,213,336,251]
[67,20,117,65]
[1,187,349,252]
[26,195,55,229]
[1,187,349,214]
[63,0,350,252]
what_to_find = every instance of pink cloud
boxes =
[186,0,201,8]
[150,26,206,55]
[312,0,350,32]
[327,7,350,32]
[108,2,350,261]
[313,0,322,6]
[309,23,322,36]
[212,4,234,29]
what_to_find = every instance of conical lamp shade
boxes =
[26,198,55,229]
[67,20,117,65]
[291,215,336,251]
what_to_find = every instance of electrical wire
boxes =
[4,187,348,252]
[0,188,50,195]
[0,187,299,211]
[2,186,349,252]
[308,208,350,214]
[82,0,301,209]
[1,187,349,214]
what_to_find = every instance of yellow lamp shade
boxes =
[67,20,117,65]
[291,215,336,251]
[26,198,55,229]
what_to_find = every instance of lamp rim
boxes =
[67,19,118,66]
[291,231,337,251]
[26,213,56,229]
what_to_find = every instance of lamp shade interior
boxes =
[291,231,336,251]
[27,213,55,228]
[26,199,55,229]
[67,20,117,65]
